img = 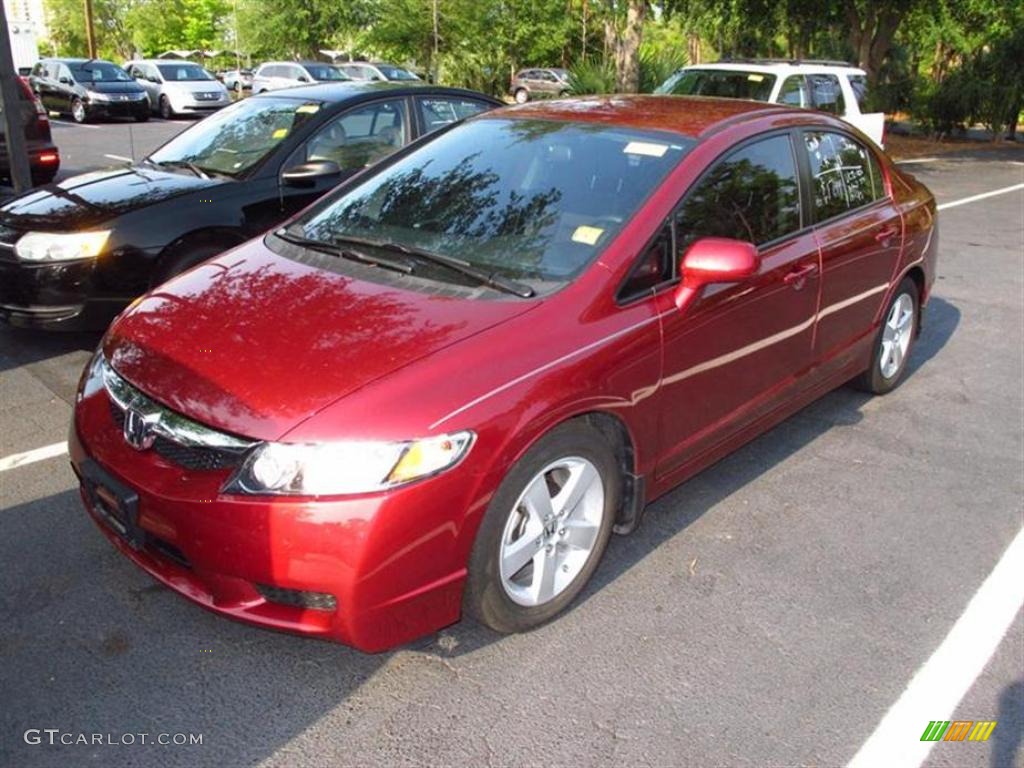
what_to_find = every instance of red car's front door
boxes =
[652,132,821,481]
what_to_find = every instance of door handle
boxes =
[875,226,899,243]
[784,263,818,286]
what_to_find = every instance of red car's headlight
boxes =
[223,431,474,496]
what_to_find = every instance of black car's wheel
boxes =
[234,81,243,94]
[159,95,174,120]
[70,98,87,123]
[514,88,529,104]
[464,420,620,634]
[853,277,919,395]
[152,241,234,287]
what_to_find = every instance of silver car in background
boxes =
[337,62,421,82]
[126,59,230,119]
[251,62,350,93]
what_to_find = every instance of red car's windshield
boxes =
[291,118,693,285]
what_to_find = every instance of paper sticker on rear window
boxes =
[272,128,289,139]
[296,104,320,114]
[747,74,765,82]
[624,141,668,158]
[572,225,605,245]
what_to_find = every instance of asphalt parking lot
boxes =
[1,119,1022,767]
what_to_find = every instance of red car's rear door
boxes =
[652,131,821,481]
[799,130,904,368]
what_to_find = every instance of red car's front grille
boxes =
[108,400,247,472]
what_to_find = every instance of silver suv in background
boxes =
[510,68,569,103]
[251,62,349,93]
[655,59,885,146]
[126,60,230,119]
[337,62,421,82]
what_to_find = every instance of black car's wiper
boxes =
[333,234,535,298]
[156,159,209,179]
[275,230,414,274]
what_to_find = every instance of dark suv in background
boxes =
[29,59,150,123]
[0,77,60,186]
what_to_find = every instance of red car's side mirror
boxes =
[673,237,760,311]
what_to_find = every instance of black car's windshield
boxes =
[148,97,322,177]
[157,64,215,82]
[305,65,348,81]
[70,62,132,83]
[656,69,776,101]
[291,118,692,287]
[377,65,418,81]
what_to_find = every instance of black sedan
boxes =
[29,59,150,123]
[0,83,500,330]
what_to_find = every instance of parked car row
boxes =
[22,57,422,124]
[2,68,935,653]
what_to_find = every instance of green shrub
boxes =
[567,58,616,95]
[638,48,687,93]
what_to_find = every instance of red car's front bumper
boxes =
[70,389,479,653]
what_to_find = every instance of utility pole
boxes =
[0,1,34,194]
[431,0,439,84]
[84,0,97,58]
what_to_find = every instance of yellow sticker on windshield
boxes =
[272,128,289,139]
[572,225,604,245]
[624,141,668,157]
[296,104,320,114]
[747,74,765,82]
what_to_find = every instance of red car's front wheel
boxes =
[464,420,619,633]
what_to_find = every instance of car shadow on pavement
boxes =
[0,486,400,768]
[0,327,103,374]
[991,680,1024,768]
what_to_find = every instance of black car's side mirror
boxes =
[281,160,342,188]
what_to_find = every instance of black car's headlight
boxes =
[15,231,110,262]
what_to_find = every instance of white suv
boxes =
[656,60,885,146]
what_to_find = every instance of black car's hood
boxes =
[0,166,223,230]
[84,81,146,95]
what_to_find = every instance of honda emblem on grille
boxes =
[123,408,157,450]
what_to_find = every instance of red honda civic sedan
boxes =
[71,96,937,652]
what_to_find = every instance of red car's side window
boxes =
[802,131,885,222]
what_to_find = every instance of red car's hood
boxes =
[105,242,536,441]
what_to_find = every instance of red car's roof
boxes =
[493,95,791,138]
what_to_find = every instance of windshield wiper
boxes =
[156,159,209,179]
[333,234,535,298]
[274,230,414,274]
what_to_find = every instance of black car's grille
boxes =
[108,400,248,471]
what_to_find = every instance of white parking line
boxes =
[48,119,100,130]
[0,442,68,472]
[937,183,1024,211]
[848,526,1024,768]
[104,154,133,163]
[896,157,939,165]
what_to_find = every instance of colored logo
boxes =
[920,720,997,742]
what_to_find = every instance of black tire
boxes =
[234,81,243,94]
[464,420,620,634]
[134,110,150,123]
[70,97,87,124]
[152,242,229,286]
[159,95,173,120]
[852,276,919,394]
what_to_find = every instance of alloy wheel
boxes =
[499,456,604,607]
[879,292,914,379]
[71,99,85,123]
